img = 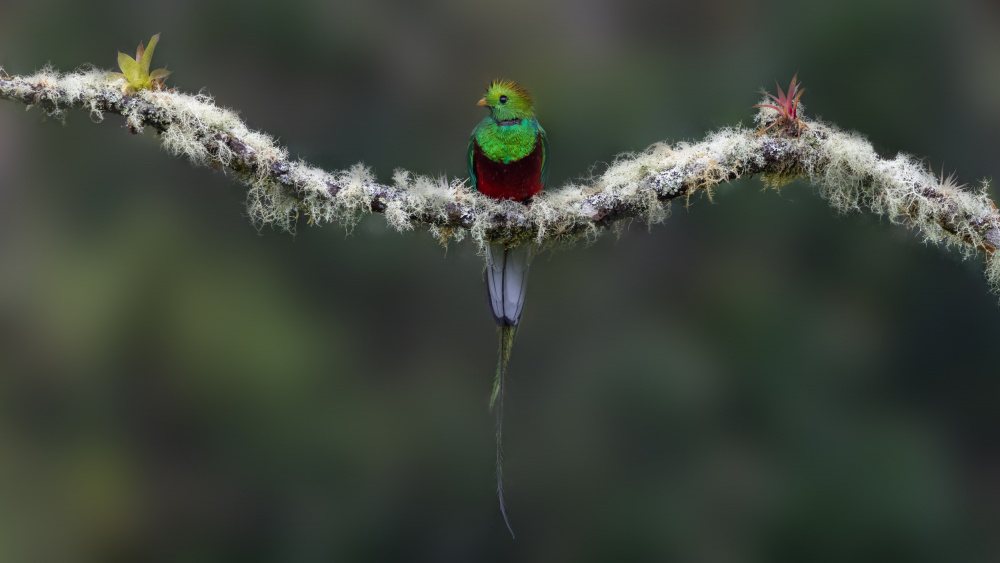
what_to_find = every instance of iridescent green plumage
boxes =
[473,120,540,164]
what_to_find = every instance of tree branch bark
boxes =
[2,67,999,290]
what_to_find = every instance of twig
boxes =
[2,67,999,291]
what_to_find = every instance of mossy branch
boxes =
[2,67,999,291]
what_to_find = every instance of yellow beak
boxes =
[477,98,488,107]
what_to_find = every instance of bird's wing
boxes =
[467,131,478,191]
[538,123,549,190]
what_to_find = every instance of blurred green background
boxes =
[1,0,1000,561]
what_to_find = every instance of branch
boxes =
[3,67,1000,291]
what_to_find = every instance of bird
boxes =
[467,78,548,538]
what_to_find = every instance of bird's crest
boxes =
[487,79,533,107]
[480,79,535,121]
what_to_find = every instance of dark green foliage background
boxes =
[1,0,999,560]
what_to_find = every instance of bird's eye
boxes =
[499,95,508,104]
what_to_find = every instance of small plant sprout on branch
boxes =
[755,74,808,137]
[113,33,171,94]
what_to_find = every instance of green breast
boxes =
[474,118,538,164]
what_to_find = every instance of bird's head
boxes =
[478,79,535,122]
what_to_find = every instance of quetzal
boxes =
[467,79,548,537]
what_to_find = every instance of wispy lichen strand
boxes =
[2,68,998,291]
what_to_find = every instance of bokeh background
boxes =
[1,0,999,561]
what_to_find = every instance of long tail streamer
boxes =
[492,324,517,538]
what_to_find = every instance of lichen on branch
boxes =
[2,67,999,292]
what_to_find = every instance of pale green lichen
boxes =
[802,123,995,257]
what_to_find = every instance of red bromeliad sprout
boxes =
[755,74,808,137]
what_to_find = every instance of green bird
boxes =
[467,79,548,537]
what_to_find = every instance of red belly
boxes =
[473,135,544,202]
